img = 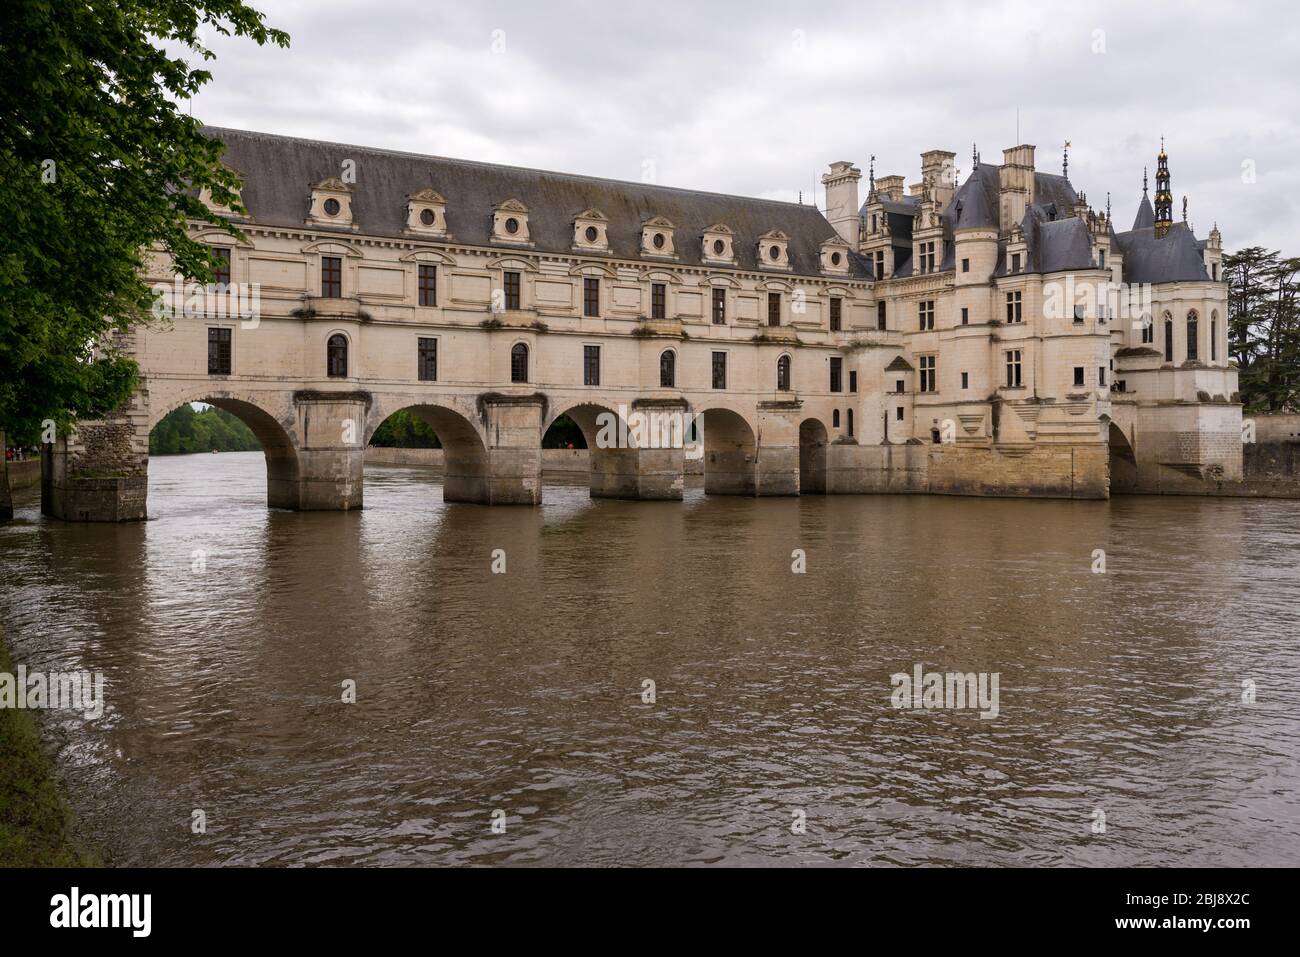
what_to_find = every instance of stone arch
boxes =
[147,389,302,509]
[799,417,829,494]
[1108,421,1138,494]
[547,401,640,499]
[697,406,757,496]
[365,398,490,504]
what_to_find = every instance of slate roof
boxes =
[1113,222,1210,283]
[204,126,870,278]
[1132,192,1155,230]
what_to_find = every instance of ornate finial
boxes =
[973,142,978,168]
[1160,135,1165,155]
[1063,140,1071,179]
[1143,166,1148,193]
[868,154,875,193]
[1182,195,1188,223]
[1106,191,1111,221]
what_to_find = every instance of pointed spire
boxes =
[1154,140,1173,238]
[1063,140,1071,179]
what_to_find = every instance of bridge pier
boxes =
[754,400,802,496]
[480,394,544,505]
[294,390,368,510]
[41,395,150,522]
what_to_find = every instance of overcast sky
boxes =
[187,0,1299,251]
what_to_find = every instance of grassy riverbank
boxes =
[0,627,99,866]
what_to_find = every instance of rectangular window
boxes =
[874,251,885,280]
[918,300,934,331]
[584,345,601,386]
[1005,349,1022,388]
[1098,248,1106,268]
[211,247,231,286]
[321,256,342,298]
[849,370,857,393]
[876,301,887,331]
[583,277,600,317]
[896,406,904,421]
[503,270,521,311]
[1073,304,1086,324]
[1010,252,1021,274]
[711,351,727,390]
[418,337,437,381]
[961,371,969,390]
[895,379,905,393]
[712,287,726,324]
[961,258,970,273]
[651,282,666,320]
[1073,366,1085,387]
[1211,320,1218,361]
[830,357,842,393]
[919,355,936,393]
[767,292,781,327]
[829,297,842,332]
[418,264,437,307]
[1005,291,1022,323]
[961,307,968,325]
[207,327,232,375]
[1099,366,1107,387]
[924,241,936,273]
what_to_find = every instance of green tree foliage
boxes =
[369,410,442,448]
[149,403,261,454]
[0,1,288,445]
[1225,247,1300,412]
[542,414,587,449]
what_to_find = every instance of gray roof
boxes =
[1114,222,1210,283]
[204,127,869,277]
[1132,192,1155,230]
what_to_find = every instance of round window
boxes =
[769,245,781,260]
[713,239,725,255]
[323,198,340,216]
[420,208,436,226]
[505,217,519,234]
[831,252,842,266]
[585,225,599,242]
[653,232,665,249]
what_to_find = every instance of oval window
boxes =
[713,239,725,255]
[831,252,842,266]
[420,208,436,226]
[323,198,340,216]
[769,245,781,260]
[585,225,599,242]
[653,232,665,249]
[505,217,519,234]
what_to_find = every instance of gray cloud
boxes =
[188,0,1300,250]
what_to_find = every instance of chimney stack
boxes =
[821,161,862,245]
[999,144,1036,234]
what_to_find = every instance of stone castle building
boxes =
[43,128,1241,519]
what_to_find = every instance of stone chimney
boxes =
[999,144,1036,234]
[875,175,905,202]
[821,161,862,245]
[921,149,958,207]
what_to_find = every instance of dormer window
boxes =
[492,199,531,244]
[573,208,609,252]
[198,164,243,216]
[307,177,354,228]
[406,188,448,237]
[820,236,851,275]
[702,224,735,264]
[758,229,790,270]
[641,217,676,257]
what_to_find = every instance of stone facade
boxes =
[44,129,1248,519]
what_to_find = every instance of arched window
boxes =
[832,409,840,428]
[510,342,529,383]
[1211,310,1219,362]
[659,350,675,388]
[1163,312,1174,362]
[327,334,348,377]
[776,354,791,391]
[1186,310,1199,362]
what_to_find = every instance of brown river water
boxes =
[2,451,1299,866]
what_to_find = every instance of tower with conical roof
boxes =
[1153,138,1173,238]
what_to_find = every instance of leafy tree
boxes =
[1226,247,1300,412]
[369,411,442,449]
[0,1,289,448]
[149,403,260,454]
